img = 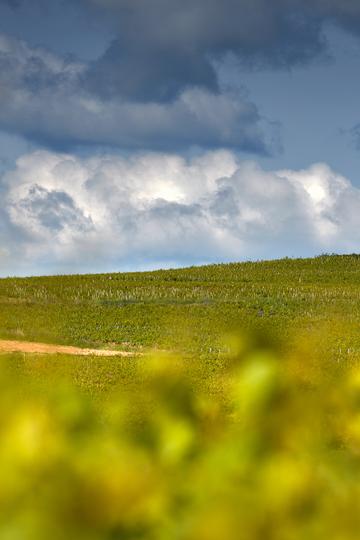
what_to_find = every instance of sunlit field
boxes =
[2,254,360,538]
[2,254,360,361]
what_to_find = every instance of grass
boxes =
[1,254,360,537]
[1,253,360,403]
[1,254,360,363]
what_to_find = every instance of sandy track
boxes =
[0,339,137,357]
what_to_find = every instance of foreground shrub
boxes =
[1,332,360,539]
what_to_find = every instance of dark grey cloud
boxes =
[79,0,360,105]
[84,0,327,102]
[0,0,20,7]
[0,0,341,103]
[3,0,360,107]
[314,0,360,32]
[0,0,110,62]
[1,0,360,154]
[86,37,219,102]
[0,34,275,153]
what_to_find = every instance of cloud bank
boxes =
[81,0,360,101]
[1,149,360,276]
[2,1,360,155]
[0,34,274,154]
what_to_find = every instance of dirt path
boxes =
[0,339,138,357]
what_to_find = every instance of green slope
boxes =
[1,256,360,538]
[1,254,360,362]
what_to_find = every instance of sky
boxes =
[1,0,360,276]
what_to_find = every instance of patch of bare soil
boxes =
[0,339,137,357]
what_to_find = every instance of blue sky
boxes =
[1,0,360,276]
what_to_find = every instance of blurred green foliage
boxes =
[1,331,360,539]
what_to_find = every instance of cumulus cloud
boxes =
[0,33,274,153]
[1,149,360,276]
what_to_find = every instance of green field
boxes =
[2,254,360,347]
[2,254,360,538]
[1,254,360,363]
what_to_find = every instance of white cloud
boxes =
[1,149,360,276]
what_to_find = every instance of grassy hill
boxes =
[1,254,360,361]
[1,255,360,538]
